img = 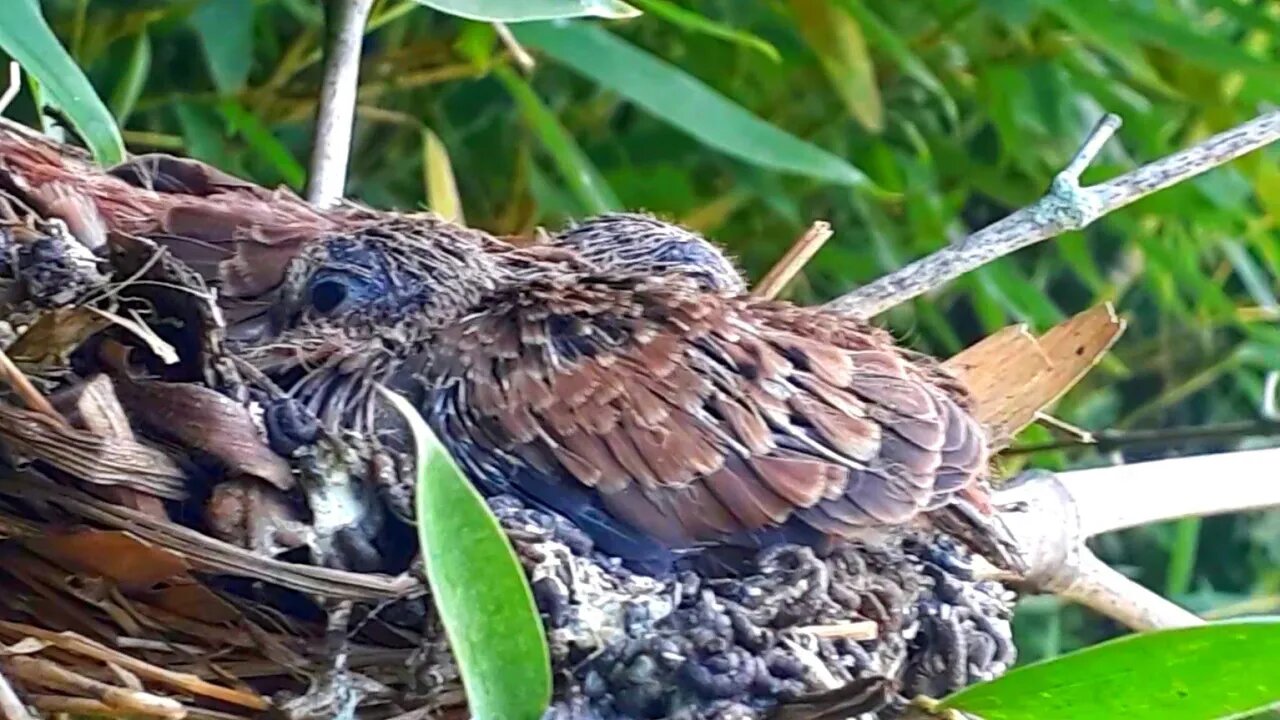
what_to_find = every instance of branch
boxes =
[992,447,1280,630]
[827,110,1280,316]
[306,0,376,208]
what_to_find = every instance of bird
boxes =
[0,129,1021,576]
[240,217,1021,574]
[550,212,747,295]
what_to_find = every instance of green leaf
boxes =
[493,65,620,214]
[788,0,883,132]
[109,32,151,126]
[423,127,465,224]
[514,21,878,190]
[414,0,639,22]
[216,100,306,189]
[376,387,551,720]
[191,0,255,93]
[0,0,124,164]
[942,619,1280,720]
[1164,517,1202,598]
[1222,239,1279,313]
[836,0,955,123]
[628,0,780,62]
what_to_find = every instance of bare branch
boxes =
[306,0,376,208]
[993,447,1280,630]
[827,110,1280,316]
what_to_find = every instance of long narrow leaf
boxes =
[789,0,883,132]
[629,0,780,62]
[377,387,551,720]
[109,32,151,125]
[514,20,878,190]
[423,127,465,223]
[192,0,256,93]
[414,0,638,22]
[494,65,619,214]
[216,100,306,189]
[0,0,124,164]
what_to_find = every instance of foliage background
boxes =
[7,0,1280,668]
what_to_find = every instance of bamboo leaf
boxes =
[788,0,883,132]
[423,127,465,224]
[0,0,124,164]
[414,0,639,22]
[629,0,780,62]
[191,0,256,93]
[514,21,879,190]
[377,387,551,720]
[109,32,151,125]
[494,65,620,214]
[216,100,306,189]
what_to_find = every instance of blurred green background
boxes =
[5,0,1280,667]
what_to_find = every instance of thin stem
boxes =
[1006,419,1280,455]
[307,0,377,207]
[752,221,834,300]
[994,447,1280,629]
[1061,113,1121,181]
[493,23,536,72]
[1062,550,1203,631]
[827,110,1280,317]
[0,351,70,429]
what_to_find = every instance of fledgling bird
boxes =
[551,212,747,295]
[241,217,1020,574]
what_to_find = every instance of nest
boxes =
[0,184,1016,719]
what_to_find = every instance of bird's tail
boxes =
[928,488,1027,575]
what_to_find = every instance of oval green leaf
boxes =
[414,0,639,22]
[378,387,551,720]
[513,20,878,190]
[941,619,1280,720]
[0,0,124,164]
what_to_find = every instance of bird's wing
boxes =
[419,279,988,548]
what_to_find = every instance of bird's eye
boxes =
[309,278,350,314]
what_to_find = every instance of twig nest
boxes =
[487,495,1016,720]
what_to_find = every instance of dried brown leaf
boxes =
[5,308,110,370]
[944,304,1125,448]
[112,378,294,491]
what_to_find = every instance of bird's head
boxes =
[243,215,505,357]
[555,212,746,295]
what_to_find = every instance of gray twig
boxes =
[827,110,1280,317]
[306,0,376,208]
